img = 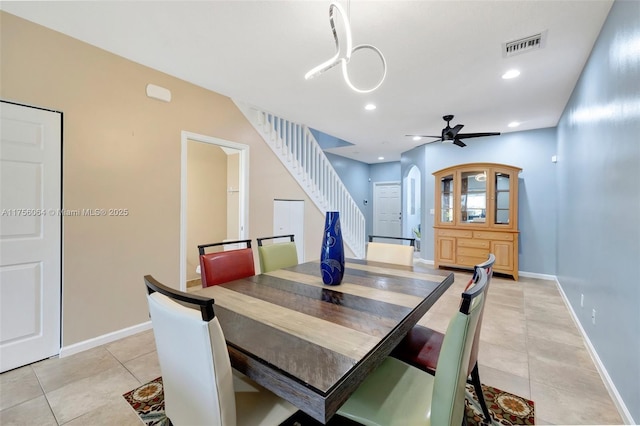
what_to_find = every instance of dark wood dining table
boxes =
[193,258,454,424]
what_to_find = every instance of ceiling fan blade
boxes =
[456,132,501,139]
[450,124,464,137]
[416,138,443,147]
[405,134,442,138]
[453,139,466,147]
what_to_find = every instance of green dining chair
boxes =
[391,254,496,422]
[256,234,299,273]
[336,267,489,426]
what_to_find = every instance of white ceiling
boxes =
[1,1,613,163]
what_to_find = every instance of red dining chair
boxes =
[198,239,255,288]
[391,253,495,423]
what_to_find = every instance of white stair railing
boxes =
[234,101,366,259]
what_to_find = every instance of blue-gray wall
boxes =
[325,152,369,217]
[310,129,355,149]
[556,0,640,421]
[402,128,558,275]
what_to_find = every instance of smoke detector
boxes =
[503,31,547,57]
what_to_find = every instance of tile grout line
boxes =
[31,364,61,426]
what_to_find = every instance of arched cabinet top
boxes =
[433,162,522,176]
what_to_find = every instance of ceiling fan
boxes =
[407,115,500,147]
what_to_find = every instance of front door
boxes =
[373,182,402,238]
[0,101,62,372]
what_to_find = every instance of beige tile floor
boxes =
[0,271,625,425]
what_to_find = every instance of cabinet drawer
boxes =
[437,229,473,238]
[473,231,514,241]
[456,255,488,267]
[457,239,490,249]
[457,247,489,257]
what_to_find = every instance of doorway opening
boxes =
[180,131,249,291]
[404,166,422,252]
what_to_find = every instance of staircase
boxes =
[234,101,366,259]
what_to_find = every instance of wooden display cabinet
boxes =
[433,163,521,280]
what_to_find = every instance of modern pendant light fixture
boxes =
[305,1,387,94]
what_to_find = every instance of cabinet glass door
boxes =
[460,171,486,223]
[494,172,511,224]
[440,175,454,223]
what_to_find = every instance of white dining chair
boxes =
[144,275,297,426]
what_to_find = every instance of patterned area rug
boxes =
[466,382,535,426]
[123,377,535,425]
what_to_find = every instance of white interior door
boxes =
[273,200,304,262]
[0,101,62,372]
[373,182,402,239]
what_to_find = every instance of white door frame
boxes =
[180,131,249,291]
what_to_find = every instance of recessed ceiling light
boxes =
[413,136,422,141]
[365,103,377,111]
[502,69,521,79]
[508,121,520,128]
[378,156,384,160]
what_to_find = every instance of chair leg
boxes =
[471,362,491,423]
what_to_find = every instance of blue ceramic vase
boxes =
[320,211,345,285]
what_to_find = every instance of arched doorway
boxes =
[404,165,421,251]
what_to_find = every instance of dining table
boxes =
[193,258,454,424]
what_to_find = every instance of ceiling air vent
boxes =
[503,31,547,57]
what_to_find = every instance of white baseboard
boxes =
[416,262,552,280]
[518,270,556,280]
[59,321,152,358]
[554,278,635,425]
[422,261,634,423]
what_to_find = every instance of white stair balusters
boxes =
[235,101,365,259]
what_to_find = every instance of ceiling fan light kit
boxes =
[305,1,387,94]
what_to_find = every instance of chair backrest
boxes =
[368,235,416,246]
[256,234,298,273]
[144,275,236,426]
[466,253,495,372]
[366,235,415,267]
[198,239,255,287]
[430,267,488,426]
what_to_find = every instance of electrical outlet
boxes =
[580,294,584,307]
[592,308,596,325]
